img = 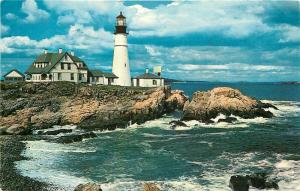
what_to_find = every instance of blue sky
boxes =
[1,0,299,82]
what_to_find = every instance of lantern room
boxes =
[116,12,126,26]
[115,12,127,34]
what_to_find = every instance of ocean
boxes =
[15,82,300,191]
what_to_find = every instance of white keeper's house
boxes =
[25,48,89,83]
[3,69,24,82]
[89,69,118,85]
[133,68,164,87]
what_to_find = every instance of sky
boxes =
[1,0,299,82]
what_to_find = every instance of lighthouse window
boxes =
[125,64,126,67]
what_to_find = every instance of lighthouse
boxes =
[112,12,131,86]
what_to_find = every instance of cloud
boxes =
[5,13,17,20]
[1,23,10,35]
[278,25,300,43]
[166,63,299,82]
[42,0,298,43]
[21,0,49,23]
[179,63,285,71]
[57,14,76,24]
[43,0,124,24]
[127,44,300,81]
[126,1,270,38]
[145,45,161,56]
[0,24,113,55]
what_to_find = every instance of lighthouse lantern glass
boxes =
[117,17,126,26]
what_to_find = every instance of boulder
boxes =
[166,90,188,111]
[229,175,249,191]
[37,129,73,135]
[229,174,279,191]
[144,183,160,191]
[0,124,32,135]
[74,183,102,191]
[54,132,97,144]
[169,120,188,127]
[247,173,279,190]
[217,117,237,123]
[182,87,276,122]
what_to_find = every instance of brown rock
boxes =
[166,90,188,111]
[0,82,188,134]
[144,183,160,191]
[182,87,275,122]
[74,183,102,191]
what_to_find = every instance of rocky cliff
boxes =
[182,87,277,123]
[0,82,187,135]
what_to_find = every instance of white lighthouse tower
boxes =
[112,12,131,86]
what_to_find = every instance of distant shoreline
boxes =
[167,80,300,84]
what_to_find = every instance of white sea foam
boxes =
[262,100,300,117]
[23,140,96,153]
[16,141,95,190]
[273,159,300,191]
[32,124,78,135]
[275,160,295,169]
[207,152,300,191]
[99,176,203,191]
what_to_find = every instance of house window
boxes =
[61,63,64,70]
[68,63,71,70]
[70,73,74,80]
[79,73,82,81]
[111,78,114,82]
[58,73,62,80]
[153,80,157,85]
[64,55,68,60]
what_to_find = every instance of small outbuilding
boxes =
[89,69,118,85]
[133,69,164,87]
[3,69,24,82]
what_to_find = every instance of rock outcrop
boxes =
[165,90,188,112]
[74,183,102,191]
[144,183,160,191]
[182,87,277,122]
[229,173,279,191]
[169,120,188,128]
[0,82,187,135]
[229,175,249,191]
[53,132,97,144]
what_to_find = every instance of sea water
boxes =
[16,82,300,191]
